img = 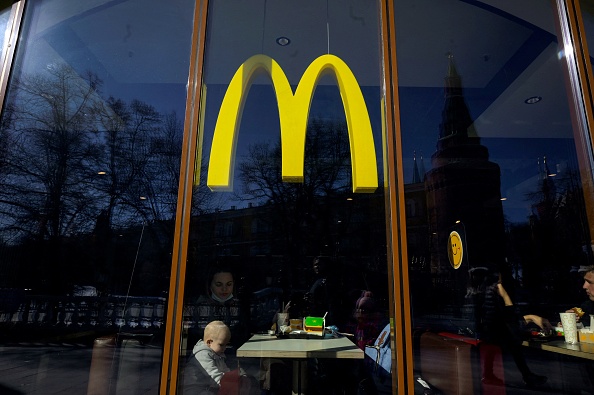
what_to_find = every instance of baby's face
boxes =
[207,330,231,355]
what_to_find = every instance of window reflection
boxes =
[397,0,594,393]
[182,1,392,394]
[0,0,194,393]
[0,2,12,64]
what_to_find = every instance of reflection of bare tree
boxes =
[0,64,104,293]
[154,111,184,219]
[239,119,351,202]
[236,119,352,262]
[514,166,592,303]
[90,97,184,294]
[191,154,226,217]
[93,96,164,227]
[0,64,101,241]
[0,63,182,294]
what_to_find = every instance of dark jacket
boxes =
[480,284,525,345]
[581,299,594,317]
[183,340,229,395]
[192,295,250,348]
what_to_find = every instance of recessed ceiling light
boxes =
[276,36,290,46]
[524,96,542,104]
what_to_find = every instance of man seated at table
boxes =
[565,265,594,321]
[565,265,594,394]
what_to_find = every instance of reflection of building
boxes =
[187,191,388,293]
[424,56,505,302]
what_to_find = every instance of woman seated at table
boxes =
[193,265,250,352]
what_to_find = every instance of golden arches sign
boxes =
[207,54,378,193]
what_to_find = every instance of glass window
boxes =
[0,0,194,393]
[395,0,594,393]
[180,1,393,394]
[0,1,13,63]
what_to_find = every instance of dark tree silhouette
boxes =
[0,63,183,295]
[232,118,355,290]
[510,165,592,306]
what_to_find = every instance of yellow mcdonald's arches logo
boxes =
[207,54,378,193]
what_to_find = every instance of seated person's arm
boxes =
[564,306,585,322]
[523,314,553,332]
[497,284,552,331]
[496,283,513,306]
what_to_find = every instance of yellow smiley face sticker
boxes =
[447,231,463,269]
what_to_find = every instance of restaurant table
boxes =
[522,339,594,360]
[236,333,364,395]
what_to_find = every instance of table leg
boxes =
[292,360,308,395]
[300,361,308,394]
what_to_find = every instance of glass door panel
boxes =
[179,1,393,394]
[0,0,195,393]
[394,0,594,393]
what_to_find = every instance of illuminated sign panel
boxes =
[207,54,378,193]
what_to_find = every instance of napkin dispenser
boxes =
[304,316,324,336]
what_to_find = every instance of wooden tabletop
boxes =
[523,339,594,360]
[236,334,364,359]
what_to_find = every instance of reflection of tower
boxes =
[411,151,427,184]
[407,151,429,265]
[425,55,505,278]
[532,156,557,221]
[406,151,431,312]
[412,151,422,183]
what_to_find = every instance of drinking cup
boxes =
[559,312,579,344]
[290,318,303,331]
[277,312,289,331]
